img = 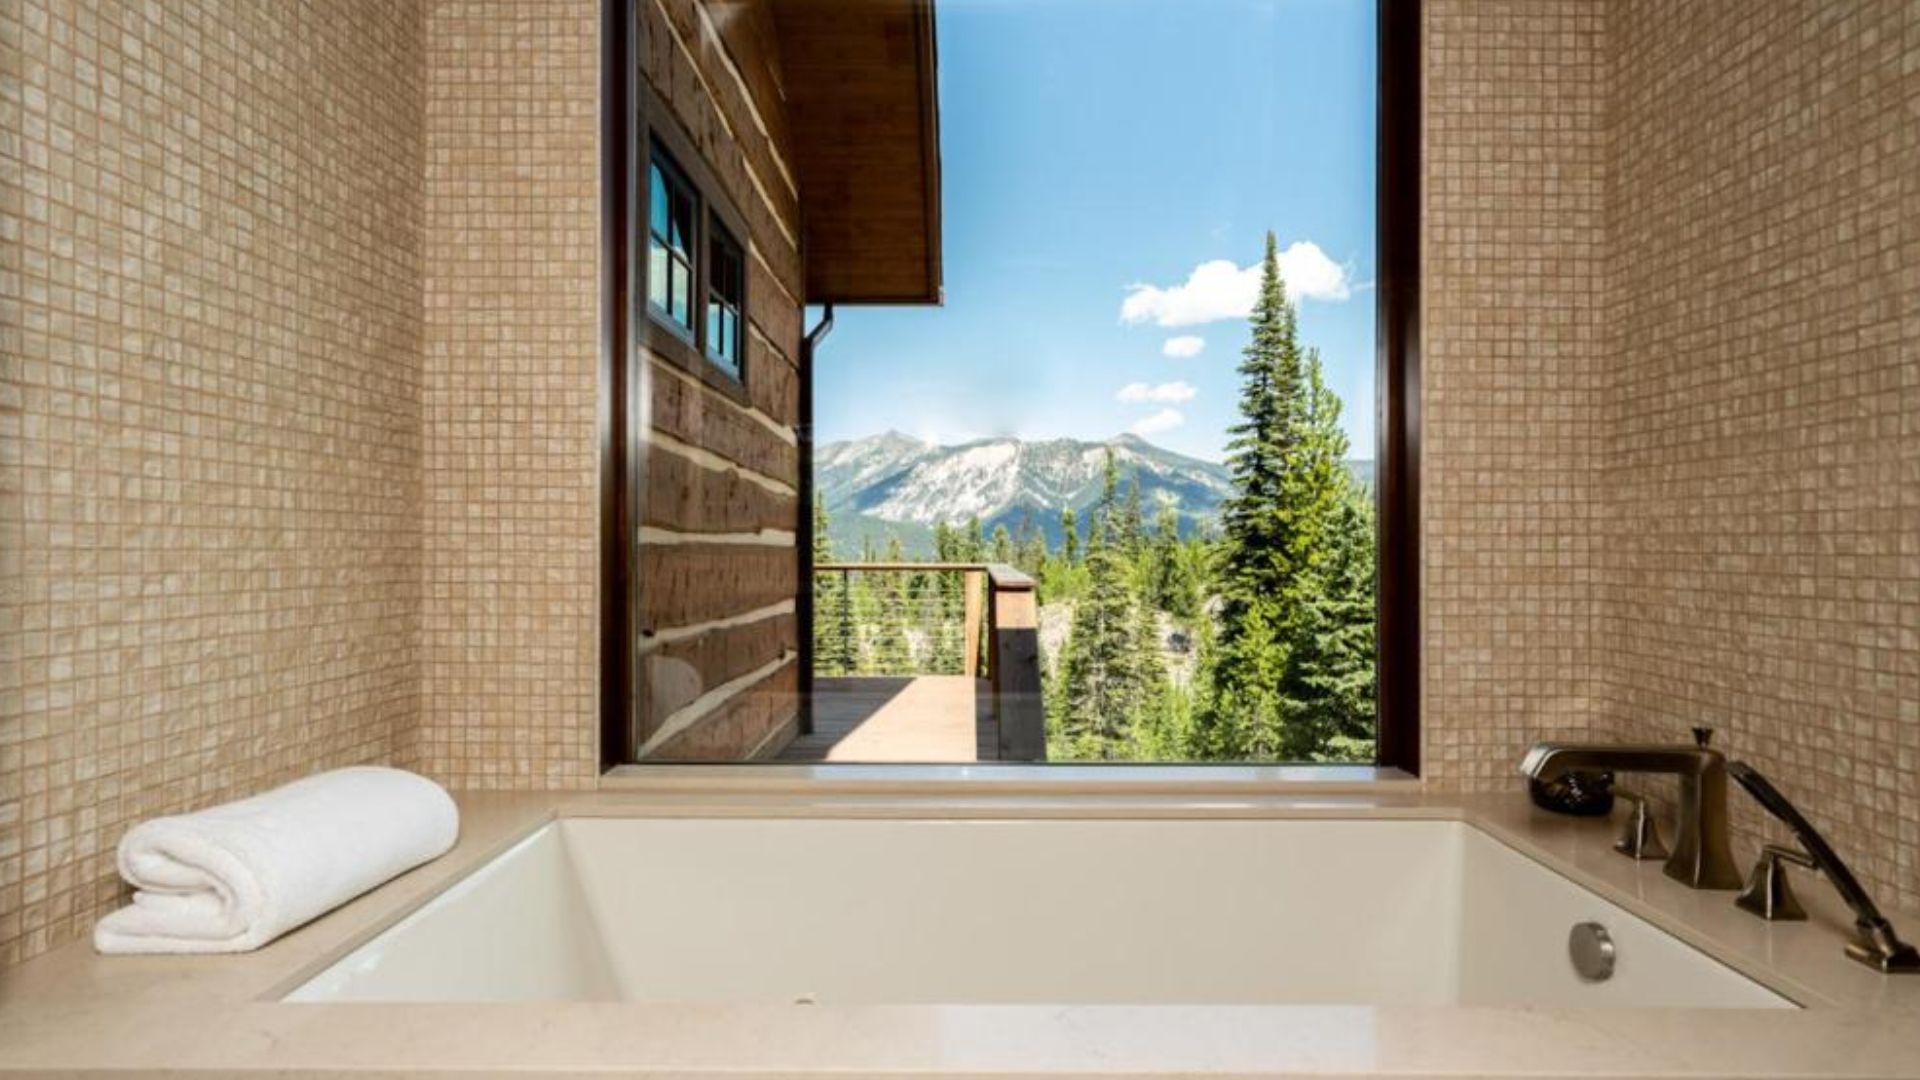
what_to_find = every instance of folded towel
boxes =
[94,766,459,955]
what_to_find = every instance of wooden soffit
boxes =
[769,0,943,305]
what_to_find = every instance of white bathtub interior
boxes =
[286,818,1794,1008]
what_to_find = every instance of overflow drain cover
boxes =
[1569,921,1616,982]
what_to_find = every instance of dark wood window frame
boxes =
[601,0,1421,773]
[704,214,746,379]
[636,91,752,405]
[644,145,699,340]
[1374,0,1422,775]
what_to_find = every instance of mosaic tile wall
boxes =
[1419,0,1610,787]
[0,0,427,965]
[1423,0,1919,911]
[1595,0,1920,911]
[413,0,602,788]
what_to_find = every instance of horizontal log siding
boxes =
[644,445,797,533]
[639,543,796,632]
[649,359,799,484]
[649,662,800,761]
[635,0,803,761]
[639,612,798,745]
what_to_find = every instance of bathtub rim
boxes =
[251,789,1846,1012]
[7,788,1919,1079]
[271,813,1805,1010]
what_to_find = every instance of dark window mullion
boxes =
[692,191,711,358]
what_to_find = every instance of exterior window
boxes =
[643,139,745,385]
[647,151,695,335]
[706,219,745,379]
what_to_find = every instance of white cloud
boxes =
[1115,380,1197,404]
[1161,335,1206,359]
[1130,408,1186,437]
[1119,242,1352,327]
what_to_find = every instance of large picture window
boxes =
[601,0,1418,772]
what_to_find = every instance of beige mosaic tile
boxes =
[1424,0,1919,912]
[0,0,427,966]
[1421,0,1610,789]
[1596,0,1920,911]
[411,0,602,790]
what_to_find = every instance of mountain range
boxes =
[814,431,1375,558]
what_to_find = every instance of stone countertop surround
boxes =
[2,780,1917,1078]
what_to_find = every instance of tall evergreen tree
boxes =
[870,534,913,674]
[1195,230,1377,761]
[1277,348,1376,757]
[1057,528,1143,759]
[990,523,1014,565]
[1283,485,1377,760]
[1095,448,1121,545]
[1198,232,1308,756]
[1219,230,1310,579]
[850,536,882,672]
[1117,475,1146,558]
[1144,503,1201,621]
[1013,515,1047,573]
[812,495,855,676]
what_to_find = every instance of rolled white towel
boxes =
[94,766,459,955]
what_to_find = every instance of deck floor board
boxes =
[777,676,995,762]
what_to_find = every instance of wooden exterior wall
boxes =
[632,0,805,761]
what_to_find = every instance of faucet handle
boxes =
[1613,791,1669,862]
[1735,844,1815,921]
[1692,726,1714,748]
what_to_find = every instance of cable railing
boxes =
[810,562,1045,760]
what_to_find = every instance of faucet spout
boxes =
[1520,741,1743,890]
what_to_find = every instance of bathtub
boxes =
[288,816,1792,1008]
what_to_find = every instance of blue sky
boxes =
[811,0,1377,463]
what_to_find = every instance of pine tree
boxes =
[990,523,1013,565]
[1061,507,1081,564]
[1095,448,1121,546]
[812,495,854,676]
[1270,349,1376,758]
[1013,515,1046,574]
[1296,348,1349,559]
[1058,529,1141,759]
[1126,593,1168,754]
[1196,230,1378,761]
[870,534,913,675]
[1117,475,1146,559]
[851,537,882,673]
[1285,484,1377,761]
[1144,503,1201,621]
[1220,230,1310,580]
[929,520,970,674]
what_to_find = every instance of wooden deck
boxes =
[777,676,997,762]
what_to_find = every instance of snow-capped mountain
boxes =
[814,432,1234,554]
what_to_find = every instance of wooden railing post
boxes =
[837,567,853,675]
[985,564,1046,761]
[962,569,984,677]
